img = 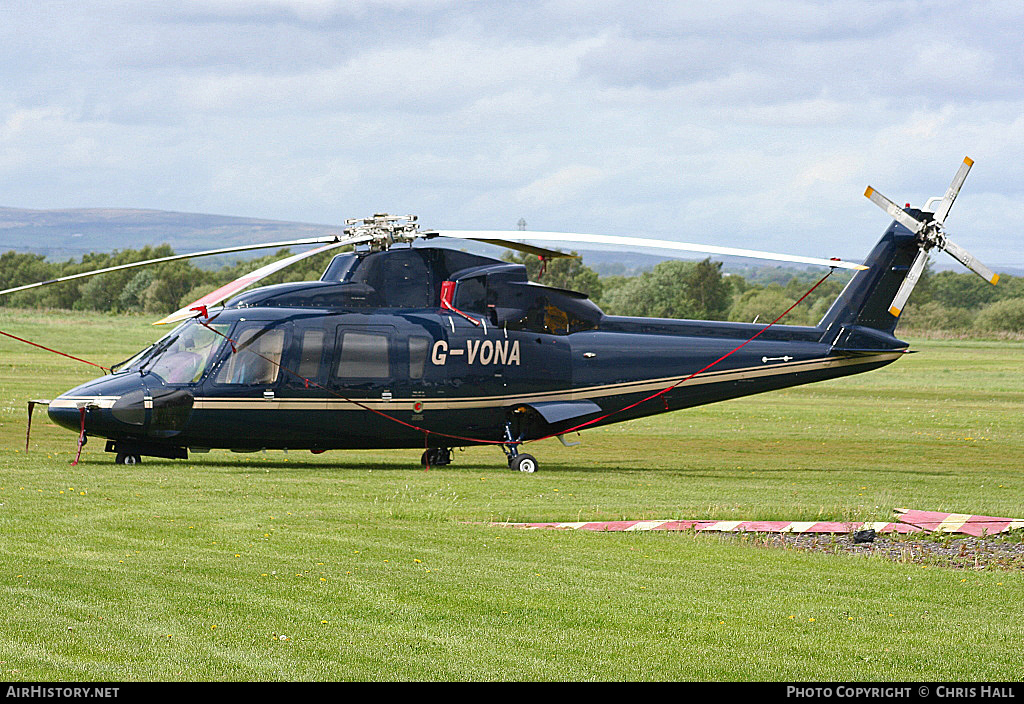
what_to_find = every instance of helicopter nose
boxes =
[47,400,93,435]
[47,374,152,438]
[49,386,119,435]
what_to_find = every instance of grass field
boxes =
[1,307,1023,681]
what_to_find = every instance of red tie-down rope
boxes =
[193,269,834,465]
[0,329,111,372]
[531,268,835,442]
[193,320,494,451]
[0,329,110,461]
[0,271,831,467]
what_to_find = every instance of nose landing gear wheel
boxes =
[510,453,537,473]
[115,452,141,465]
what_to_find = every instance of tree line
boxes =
[0,246,334,314]
[503,251,1024,335]
[1,246,1022,336]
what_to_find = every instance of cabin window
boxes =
[335,331,390,379]
[543,302,569,334]
[214,327,285,385]
[504,295,573,335]
[499,286,600,335]
[409,336,430,379]
[454,276,487,313]
[297,329,325,380]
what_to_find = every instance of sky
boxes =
[2,0,1023,268]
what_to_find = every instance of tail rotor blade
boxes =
[942,237,1000,285]
[888,248,929,318]
[865,158,996,287]
[864,187,926,234]
[933,156,973,224]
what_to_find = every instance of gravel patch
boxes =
[750,532,1024,570]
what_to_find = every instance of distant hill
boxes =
[0,206,342,261]
[3,206,1020,278]
[0,206,742,272]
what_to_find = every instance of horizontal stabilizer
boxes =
[517,400,603,425]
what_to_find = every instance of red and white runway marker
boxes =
[894,509,1024,537]
[495,509,1024,537]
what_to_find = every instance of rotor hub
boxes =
[916,218,948,253]
[343,213,420,251]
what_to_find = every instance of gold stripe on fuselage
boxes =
[48,396,121,410]
[188,352,905,412]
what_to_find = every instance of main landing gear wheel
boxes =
[510,453,538,473]
[421,447,453,467]
[115,452,141,465]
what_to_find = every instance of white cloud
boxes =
[0,1,1022,266]
[175,0,459,21]
[176,36,599,115]
[515,166,608,208]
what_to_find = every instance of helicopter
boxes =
[1,158,998,472]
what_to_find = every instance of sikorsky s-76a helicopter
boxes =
[3,158,998,471]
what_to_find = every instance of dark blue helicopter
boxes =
[11,159,997,471]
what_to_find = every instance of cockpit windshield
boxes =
[121,320,230,384]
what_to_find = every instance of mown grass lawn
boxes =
[1,308,1022,681]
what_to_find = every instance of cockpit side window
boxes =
[141,321,230,384]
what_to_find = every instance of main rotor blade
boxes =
[942,237,1000,285]
[863,187,926,234]
[153,235,370,325]
[455,237,578,259]
[433,230,868,271]
[0,235,348,298]
[888,247,928,318]
[933,156,973,224]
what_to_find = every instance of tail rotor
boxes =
[864,156,998,318]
